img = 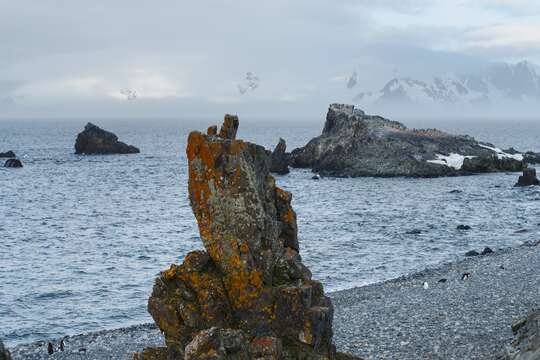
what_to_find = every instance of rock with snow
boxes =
[524,151,540,164]
[74,123,140,155]
[290,104,524,177]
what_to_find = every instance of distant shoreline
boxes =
[10,242,539,359]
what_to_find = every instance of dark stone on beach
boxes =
[457,225,472,231]
[270,138,290,175]
[438,278,447,283]
[4,159,22,168]
[312,174,321,180]
[449,189,462,194]
[75,123,140,155]
[289,104,524,178]
[481,247,494,255]
[0,151,15,158]
[139,115,360,359]
[500,310,540,359]
[514,168,540,187]
[465,250,480,257]
[0,340,11,360]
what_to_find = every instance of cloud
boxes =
[463,23,540,52]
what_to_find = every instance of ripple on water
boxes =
[1,119,539,346]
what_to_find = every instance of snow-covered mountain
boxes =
[353,61,540,116]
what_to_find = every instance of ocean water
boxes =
[1,117,539,346]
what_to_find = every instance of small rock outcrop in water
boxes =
[75,123,140,155]
[0,340,11,360]
[500,310,540,359]
[270,138,290,174]
[136,115,360,359]
[4,159,22,168]
[290,104,524,177]
[0,151,15,158]
[524,151,540,164]
[515,168,540,187]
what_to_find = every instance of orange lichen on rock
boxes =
[139,114,361,359]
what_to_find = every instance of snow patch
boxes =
[478,144,524,161]
[427,153,476,170]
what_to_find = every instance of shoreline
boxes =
[10,242,540,359]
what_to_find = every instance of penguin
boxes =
[423,281,429,289]
[461,272,471,280]
[60,338,65,351]
[47,342,54,355]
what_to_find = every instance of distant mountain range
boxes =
[353,61,540,115]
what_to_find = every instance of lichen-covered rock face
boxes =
[74,123,140,155]
[290,104,524,178]
[140,115,360,359]
[500,310,540,360]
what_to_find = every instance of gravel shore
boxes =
[10,244,540,360]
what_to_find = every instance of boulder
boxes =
[4,159,22,168]
[0,151,15,158]
[270,138,290,175]
[515,168,540,187]
[290,104,525,177]
[0,340,11,360]
[137,115,361,359]
[500,310,540,360]
[74,123,140,155]
[524,151,540,164]
[457,225,472,231]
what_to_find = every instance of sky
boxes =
[1,0,539,119]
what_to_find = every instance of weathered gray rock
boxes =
[290,104,525,177]
[0,340,11,360]
[515,168,540,187]
[4,159,22,168]
[524,151,540,164]
[137,115,361,359]
[0,151,15,158]
[500,310,540,360]
[270,138,290,175]
[75,123,140,155]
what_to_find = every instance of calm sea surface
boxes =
[1,117,539,345]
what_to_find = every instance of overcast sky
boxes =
[1,0,539,119]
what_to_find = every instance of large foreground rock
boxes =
[500,310,540,359]
[137,115,360,359]
[515,168,540,187]
[290,104,525,177]
[75,123,140,155]
[0,151,15,158]
[0,340,11,360]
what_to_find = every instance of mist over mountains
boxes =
[352,61,540,118]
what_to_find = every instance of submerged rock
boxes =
[4,159,22,168]
[515,168,540,187]
[138,115,360,359]
[500,310,540,360]
[270,138,290,175]
[74,123,140,155]
[0,151,15,158]
[290,104,524,177]
[457,225,472,231]
[465,250,480,257]
[0,340,11,360]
